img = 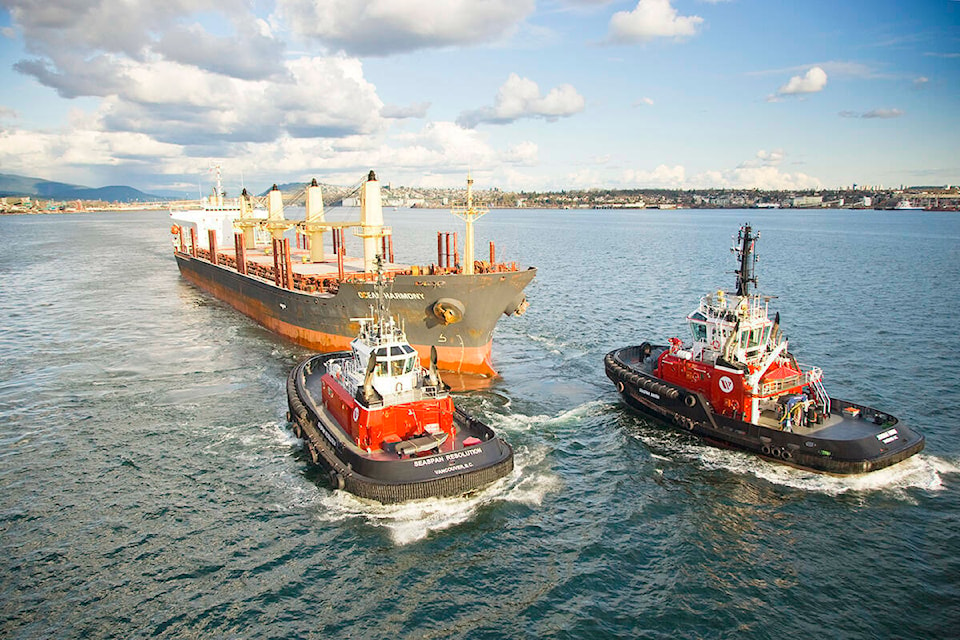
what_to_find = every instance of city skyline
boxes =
[0,0,957,195]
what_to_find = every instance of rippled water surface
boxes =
[1,209,958,639]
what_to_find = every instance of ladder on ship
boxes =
[811,378,831,416]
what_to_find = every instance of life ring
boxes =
[352,407,360,422]
[395,382,403,393]
[710,340,720,350]
[683,394,697,408]
[170,224,179,234]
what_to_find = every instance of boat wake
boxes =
[314,444,557,545]
[483,399,617,434]
[525,332,566,355]
[699,447,953,499]
[636,428,956,499]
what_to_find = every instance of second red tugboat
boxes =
[605,224,924,474]
[287,262,514,503]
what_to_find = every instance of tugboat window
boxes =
[691,322,707,342]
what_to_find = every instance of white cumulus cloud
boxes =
[457,74,585,128]
[275,0,535,55]
[503,141,539,165]
[774,66,828,98]
[608,0,704,43]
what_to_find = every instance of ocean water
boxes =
[1,208,958,639]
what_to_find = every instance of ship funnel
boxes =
[359,170,384,273]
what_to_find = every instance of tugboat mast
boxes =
[733,223,759,296]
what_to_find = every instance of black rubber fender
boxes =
[761,445,772,456]
[683,394,697,408]
[329,470,345,491]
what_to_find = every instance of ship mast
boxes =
[733,223,759,296]
[451,173,488,275]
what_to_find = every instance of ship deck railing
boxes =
[361,383,447,409]
[180,243,521,294]
[757,366,822,397]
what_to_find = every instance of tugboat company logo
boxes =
[718,376,734,393]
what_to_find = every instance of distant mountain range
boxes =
[0,172,169,202]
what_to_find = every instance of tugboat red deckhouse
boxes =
[170,170,535,376]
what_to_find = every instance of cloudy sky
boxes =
[0,0,957,194]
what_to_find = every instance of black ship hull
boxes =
[286,353,514,503]
[176,252,535,376]
[605,346,925,475]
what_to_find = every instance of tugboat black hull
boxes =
[605,346,925,475]
[287,354,514,503]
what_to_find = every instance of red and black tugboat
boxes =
[286,263,514,503]
[605,224,924,474]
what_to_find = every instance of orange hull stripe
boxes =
[180,267,497,376]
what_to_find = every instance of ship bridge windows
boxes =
[373,344,419,376]
[740,328,765,349]
[740,327,770,359]
[690,321,707,343]
[389,356,417,376]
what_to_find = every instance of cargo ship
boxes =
[170,169,535,376]
[605,223,924,474]
[286,271,513,503]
